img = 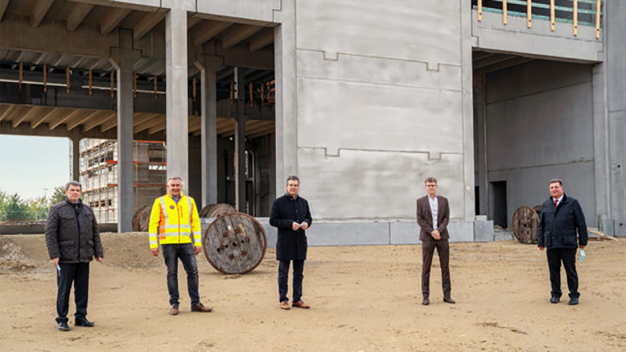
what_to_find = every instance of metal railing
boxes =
[473,0,602,39]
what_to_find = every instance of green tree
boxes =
[3,193,30,221]
[50,185,67,205]
[27,196,49,221]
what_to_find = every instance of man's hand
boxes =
[300,222,309,230]
[292,222,301,231]
[95,257,102,262]
[151,248,159,257]
[194,246,202,255]
[51,257,59,266]
[431,230,441,240]
[539,246,545,251]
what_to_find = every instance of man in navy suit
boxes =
[270,176,313,310]
[416,177,455,306]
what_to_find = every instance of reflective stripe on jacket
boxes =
[148,192,201,249]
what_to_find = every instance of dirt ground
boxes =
[0,233,625,352]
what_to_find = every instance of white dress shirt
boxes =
[428,195,438,229]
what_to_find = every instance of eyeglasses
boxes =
[425,185,437,188]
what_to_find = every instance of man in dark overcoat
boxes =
[45,181,103,331]
[270,176,312,310]
[538,178,588,305]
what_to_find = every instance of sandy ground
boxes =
[0,233,625,352]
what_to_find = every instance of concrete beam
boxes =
[187,15,202,30]
[133,112,162,133]
[221,24,264,49]
[68,0,162,12]
[12,106,51,128]
[67,3,94,32]
[31,0,54,28]
[133,9,167,40]
[70,136,80,181]
[0,0,9,22]
[67,109,104,130]
[100,7,132,35]
[84,111,115,131]
[0,120,117,139]
[192,20,231,47]
[31,107,67,129]
[249,28,274,52]
[49,109,87,130]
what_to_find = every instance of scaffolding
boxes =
[80,139,167,223]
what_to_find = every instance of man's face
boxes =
[549,182,563,199]
[425,182,438,198]
[286,180,299,197]
[66,185,82,203]
[168,179,183,197]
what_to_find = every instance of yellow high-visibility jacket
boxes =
[149,192,201,249]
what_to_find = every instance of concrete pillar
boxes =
[165,7,189,184]
[461,0,476,220]
[70,136,80,182]
[194,57,221,207]
[234,67,247,212]
[273,1,298,196]
[592,63,610,231]
[114,29,135,233]
[605,1,626,236]
[474,75,488,216]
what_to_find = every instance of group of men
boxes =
[45,175,588,331]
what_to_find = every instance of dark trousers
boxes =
[162,243,200,308]
[421,239,451,299]
[56,262,90,324]
[546,248,579,298]
[278,260,304,303]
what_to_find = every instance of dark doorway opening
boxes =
[490,181,507,228]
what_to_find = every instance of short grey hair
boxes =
[168,177,184,185]
[549,178,563,186]
[65,181,82,191]
[286,175,300,185]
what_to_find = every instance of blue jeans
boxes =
[162,243,200,308]
[278,260,304,303]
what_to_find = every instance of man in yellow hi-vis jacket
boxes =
[149,177,212,315]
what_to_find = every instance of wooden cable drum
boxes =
[199,203,236,218]
[131,205,152,232]
[512,206,539,244]
[203,212,267,274]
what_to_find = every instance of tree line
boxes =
[0,186,66,223]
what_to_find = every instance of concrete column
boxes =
[70,136,80,182]
[273,0,298,196]
[592,63,610,231]
[194,57,221,207]
[461,0,476,220]
[605,1,626,236]
[474,75,488,216]
[234,67,247,212]
[114,29,134,233]
[165,7,189,184]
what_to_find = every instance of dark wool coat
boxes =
[537,194,588,249]
[270,194,312,261]
[45,199,103,263]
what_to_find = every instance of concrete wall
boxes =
[481,60,597,226]
[294,0,471,221]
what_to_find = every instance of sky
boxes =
[0,135,70,200]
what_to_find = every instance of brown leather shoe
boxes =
[292,301,310,309]
[443,297,456,304]
[169,304,179,315]
[280,301,290,310]
[191,303,213,312]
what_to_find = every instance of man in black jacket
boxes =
[270,176,312,310]
[45,181,103,331]
[537,179,588,305]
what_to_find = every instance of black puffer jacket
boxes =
[45,199,103,263]
[537,194,588,249]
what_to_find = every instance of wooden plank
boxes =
[550,0,555,31]
[502,0,507,25]
[595,0,601,39]
[527,0,532,28]
[573,0,578,36]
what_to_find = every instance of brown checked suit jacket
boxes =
[416,195,450,241]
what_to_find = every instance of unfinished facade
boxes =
[0,0,624,242]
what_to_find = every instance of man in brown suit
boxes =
[416,177,455,306]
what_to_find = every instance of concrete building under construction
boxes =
[0,0,625,243]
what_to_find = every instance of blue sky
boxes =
[0,135,70,200]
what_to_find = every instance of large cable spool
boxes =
[512,206,539,244]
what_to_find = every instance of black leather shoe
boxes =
[422,297,430,306]
[568,297,579,305]
[550,296,560,304]
[75,318,95,327]
[443,297,456,304]
[58,322,70,331]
